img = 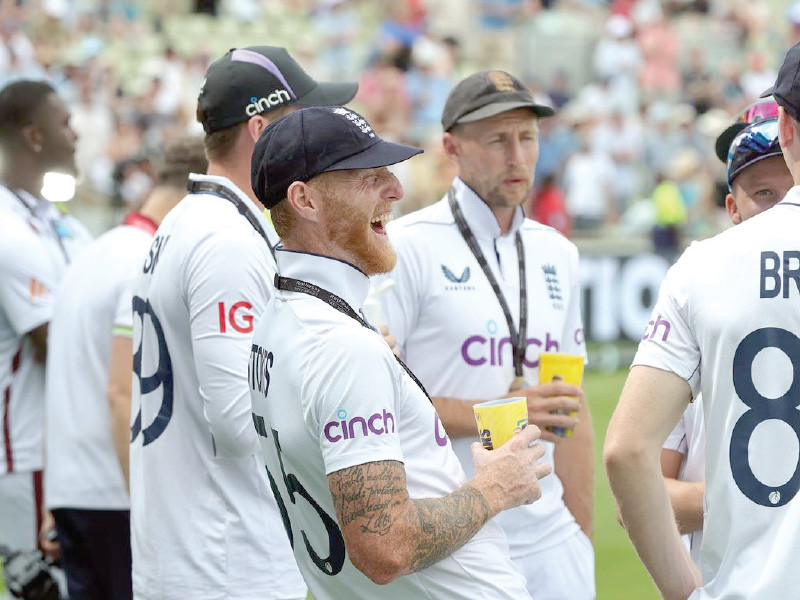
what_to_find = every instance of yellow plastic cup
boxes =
[538,353,584,438]
[473,397,528,451]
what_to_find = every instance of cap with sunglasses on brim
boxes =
[197,46,358,133]
[714,98,779,162]
[441,70,555,132]
[725,117,781,189]
[760,41,800,123]
[251,106,423,210]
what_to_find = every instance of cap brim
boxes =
[296,81,358,106]
[325,139,423,172]
[760,85,775,99]
[715,123,748,162]
[456,100,555,125]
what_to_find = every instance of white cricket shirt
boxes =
[379,178,587,558]
[250,249,530,600]
[0,185,90,476]
[129,174,305,600]
[663,394,705,564]
[45,215,158,510]
[634,188,800,599]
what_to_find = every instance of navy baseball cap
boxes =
[197,46,358,133]
[726,117,781,188]
[441,70,554,132]
[252,106,423,209]
[760,41,800,122]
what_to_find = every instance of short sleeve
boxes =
[306,329,405,475]
[0,219,57,336]
[632,247,702,398]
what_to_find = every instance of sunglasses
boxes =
[726,117,781,188]
[736,100,779,126]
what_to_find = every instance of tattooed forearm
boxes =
[329,461,494,580]
[329,460,407,536]
[407,482,492,572]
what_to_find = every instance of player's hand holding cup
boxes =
[470,398,552,514]
[537,353,584,438]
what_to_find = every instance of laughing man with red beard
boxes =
[248,105,552,600]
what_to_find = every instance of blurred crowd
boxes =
[2,0,799,248]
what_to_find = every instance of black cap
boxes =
[760,41,800,122]
[441,70,555,132]
[197,46,358,133]
[251,106,423,209]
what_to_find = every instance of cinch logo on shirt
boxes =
[245,90,291,116]
[642,314,671,342]
[461,332,560,367]
[324,409,395,443]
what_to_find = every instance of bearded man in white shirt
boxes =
[248,104,552,600]
[378,70,595,600]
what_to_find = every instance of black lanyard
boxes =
[187,180,276,260]
[5,185,72,265]
[448,188,528,381]
[274,273,432,403]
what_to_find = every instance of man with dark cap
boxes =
[606,42,800,600]
[248,104,550,600]
[129,47,356,600]
[377,70,595,599]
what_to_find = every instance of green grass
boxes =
[2,370,656,600]
[588,369,659,600]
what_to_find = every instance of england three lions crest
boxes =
[542,264,563,310]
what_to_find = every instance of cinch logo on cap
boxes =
[245,90,291,116]
[331,107,376,138]
[488,71,516,92]
[323,408,395,442]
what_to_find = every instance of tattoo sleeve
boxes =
[328,460,492,577]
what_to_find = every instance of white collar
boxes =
[275,249,370,314]
[188,172,279,247]
[450,177,525,240]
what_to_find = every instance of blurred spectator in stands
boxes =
[610,0,636,17]
[650,171,687,258]
[140,46,186,121]
[682,47,717,114]
[355,52,412,140]
[787,1,800,48]
[406,34,454,144]
[401,129,456,215]
[668,147,710,236]
[547,68,572,110]
[314,0,361,81]
[739,50,777,101]
[535,112,576,189]
[594,107,644,216]
[718,59,745,111]
[369,1,425,71]
[562,104,616,233]
[593,14,641,113]
[474,0,540,72]
[637,7,681,102]
[70,68,114,195]
[527,173,571,237]
[112,154,155,210]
